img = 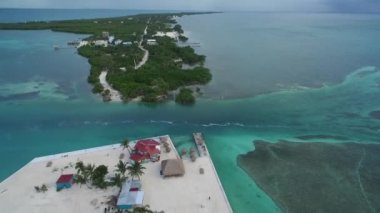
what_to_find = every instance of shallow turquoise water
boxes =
[1,12,380,213]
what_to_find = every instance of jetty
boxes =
[192,132,233,213]
[0,135,233,213]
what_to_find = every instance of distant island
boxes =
[0,12,217,104]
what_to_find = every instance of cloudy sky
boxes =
[1,0,380,12]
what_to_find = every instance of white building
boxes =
[101,31,109,38]
[94,40,108,47]
[114,39,123,45]
[77,40,89,48]
[117,180,144,210]
[123,41,133,46]
[108,36,115,44]
[147,39,157,45]
[154,31,179,40]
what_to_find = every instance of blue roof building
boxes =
[56,174,74,190]
[117,180,144,209]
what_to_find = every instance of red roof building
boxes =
[56,174,74,190]
[130,139,160,162]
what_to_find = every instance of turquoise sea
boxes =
[1,10,380,213]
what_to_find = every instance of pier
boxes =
[192,132,233,213]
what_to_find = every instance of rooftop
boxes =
[56,174,73,184]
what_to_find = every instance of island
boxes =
[238,140,380,213]
[0,134,232,213]
[0,12,216,104]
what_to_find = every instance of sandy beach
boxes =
[99,71,122,102]
[0,135,232,213]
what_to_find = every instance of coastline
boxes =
[2,10,380,213]
[0,12,212,104]
[98,71,122,102]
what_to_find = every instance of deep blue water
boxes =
[178,12,380,98]
[0,10,380,213]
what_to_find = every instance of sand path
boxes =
[135,21,150,70]
[99,71,122,102]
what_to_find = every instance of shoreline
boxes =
[98,71,122,102]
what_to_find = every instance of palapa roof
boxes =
[161,159,185,177]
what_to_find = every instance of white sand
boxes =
[99,71,122,102]
[0,136,232,213]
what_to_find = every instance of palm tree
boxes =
[74,174,86,186]
[91,165,108,189]
[127,161,146,180]
[110,173,125,190]
[121,138,132,154]
[127,205,154,213]
[75,161,85,174]
[116,160,128,177]
[83,163,95,182]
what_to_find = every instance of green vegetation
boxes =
[127,205,155,213]
[175,88,195,105]
[91,165,108,189]
[74,161,109,189]
[173,24,184,34]
[121,138,132,154]
[0,12,214,104]
[34,184,48,193]
[73,158,146,190]
[127,161,146,180]
[110,173,125,190]
[74,161,95,186]
[178,35,189,42]
[116,160,128,178]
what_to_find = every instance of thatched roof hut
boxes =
[161,159,185,177]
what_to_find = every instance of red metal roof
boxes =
[137,139,160,146]
[134,139,160,155]
[130,153,149,162]
[56,174,74,183]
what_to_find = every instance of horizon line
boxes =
[1,7,380,15]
